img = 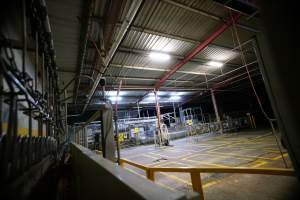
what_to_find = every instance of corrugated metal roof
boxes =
[50,0,260,107]
[132,0,221,42]
[48,0,83,72]
[48,0,84,95]
[111,51,178,69]
[120,29,194,55]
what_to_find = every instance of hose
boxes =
[230,11,288,168]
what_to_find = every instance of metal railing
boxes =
[120,159,295,200]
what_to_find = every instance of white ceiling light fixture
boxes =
[169,96,181,101]
[173,92,188,96]
[145,96,158,101]
[140,101,154,105]
[148,91,164,96]
[149,52,171,61]
[206,61,224,68]
[109,96,122,102]
[107,91,126,96]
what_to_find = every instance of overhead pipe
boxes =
[212,68,259,89]
[73,0,93,103]
[79,0,143,115]
[104,75,194,83]
[182,72,262,105]
[196,60,258,86]
[154,12,241,90]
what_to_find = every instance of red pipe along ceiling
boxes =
[154,12,241,90]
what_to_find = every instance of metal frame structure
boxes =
[64,0,261,113]
[0,1,65,197]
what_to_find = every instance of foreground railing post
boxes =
[190,172,204,200]
[146,169,155,181]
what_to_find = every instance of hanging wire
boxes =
[230,11,288,168]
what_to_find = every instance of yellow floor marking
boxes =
[122,158,155,168]
[125,152,160,160]
[206,151,278,161]
[122,131,283,194]
[175,162,193,167]
[272,153,288,160]
[182,158,229,168]
[187,152,254,161]
[250,161,268,168]
[149,152,194,159]
[150,161,175,167]
[202,180,218,189]
[160,172,192,185]
[176,148,204,153]
[149,161,193,185]
[204,141,250,152]
[143,154,160,160]
[125,153,145,159]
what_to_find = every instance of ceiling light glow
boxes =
[109,96,122,102]
[169,96,181,101]
[206,61,224,68]
[107,91,126,96]
[149,52,171,61]
[145,96,159,101]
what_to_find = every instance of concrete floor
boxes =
[121,129,300,200]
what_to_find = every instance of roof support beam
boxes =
[162,0,259,33]
[80,0,144,115]
[109,63,218,76]
[102,0,125,52]
[73,0,93,103]
[78,84,207,91]
[154,12,241,90]
[104,76,194,83]
[117,46,239,68]
[115,23,234,49]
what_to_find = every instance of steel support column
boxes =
[137,102,141,118]
[211,89,223,134]
[173,102,176,123]
[154,90,162,145]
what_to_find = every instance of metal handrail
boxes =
[119,158,295,200]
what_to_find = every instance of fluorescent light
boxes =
[140,102,153,104]
[177,92,188,96]
[206,61,224,68]
[145,96,158,101]
[149,91,165,96]
[149,52,171,61]
[169,96,181,101]
[109,96,122,102]
[107,91,126,96]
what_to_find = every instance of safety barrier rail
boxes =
[120,158,295,200]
